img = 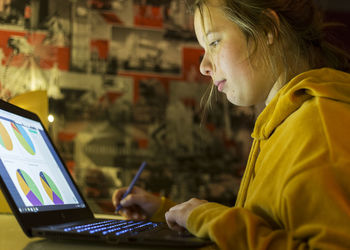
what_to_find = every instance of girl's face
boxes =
[194,1,276,106]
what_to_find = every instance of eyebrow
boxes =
[205,29,213,35]
[202,30,219,43]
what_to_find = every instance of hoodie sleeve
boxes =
[187,203,300,250]
[186,162,350,250]
[150,197,177,222]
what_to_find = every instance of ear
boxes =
[265,9,280,45]
[267,32,274,45]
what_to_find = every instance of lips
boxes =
[214,80,226,92]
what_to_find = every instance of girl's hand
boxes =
[112,186,162,220]
[165,198,208,231]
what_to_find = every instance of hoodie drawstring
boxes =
[235,139,260,207]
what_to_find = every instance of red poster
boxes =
[182,46,210,83]
[134,3,163,28]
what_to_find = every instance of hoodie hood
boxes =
[252,68,350,140]
[236,68,350,207]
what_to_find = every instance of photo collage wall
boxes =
[0,0,256,213]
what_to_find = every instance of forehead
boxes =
[194,4,216,33]
[194,3,232,41]
[194,2,234,32]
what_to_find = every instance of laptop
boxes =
[0,99,212,248]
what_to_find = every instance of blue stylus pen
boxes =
[115,161,147,213]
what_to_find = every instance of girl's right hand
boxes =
[112,186,162,220]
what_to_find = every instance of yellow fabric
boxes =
[150,196,177,222]
[9,90,49,129]
[187,68,350,249]
[0,189,11,213]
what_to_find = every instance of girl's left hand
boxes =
[165,198,208,232]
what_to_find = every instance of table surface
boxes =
[0,213,218,250]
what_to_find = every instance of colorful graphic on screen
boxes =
[11,122,35,155]
[16,169,43,206]
[40,171,64,205]
[0,121,13,151]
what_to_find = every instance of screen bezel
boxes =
[0,99,94,237]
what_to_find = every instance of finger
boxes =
[127,205,147,220]
[119,206,146,220]
[165,211,185,232]
[115,193,146,217]
[131,211,147,220]
[118,208,131,218]
[119,206,137,219]
[168,222,185,232]
[112,186,144,207]
[112,187,128,207]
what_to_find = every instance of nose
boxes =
[199,52,212,76]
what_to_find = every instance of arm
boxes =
[186,164,350,250]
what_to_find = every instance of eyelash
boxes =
[209,40,219,47]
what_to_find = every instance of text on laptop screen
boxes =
[0,108,85,213]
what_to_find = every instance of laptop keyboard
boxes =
[62,219,161,237]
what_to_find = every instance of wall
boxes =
[0,0,255,214]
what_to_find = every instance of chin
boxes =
[226,94,249,107]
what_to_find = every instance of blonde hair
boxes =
[188,0,350,118]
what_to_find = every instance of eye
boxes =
[209,40,219,47]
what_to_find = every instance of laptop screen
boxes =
[0,107,86,214]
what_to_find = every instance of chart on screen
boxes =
[11,122,35,155]
[40,171,64,205]
[16,169,43,206]
[0,122,13,151]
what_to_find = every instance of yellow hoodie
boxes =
[185,68,350,249]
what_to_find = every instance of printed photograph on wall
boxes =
[0,0,49,29]
[0,0,26,26]
[0,29,68,101]
[133,0,165,28]
[132,0,197,41]
[111,25,182,76]
[132,75,169,123]
[90,0,134,26]
[163,0,197,41]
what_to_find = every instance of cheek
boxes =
[215,47,233,73]
[217,44,248,73]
